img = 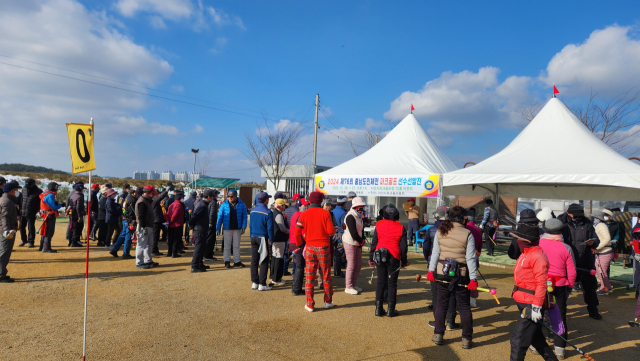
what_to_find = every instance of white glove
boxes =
[479,224,484,230]
[530,305,542,323]
[634,253,640,262]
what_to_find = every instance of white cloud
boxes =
[540,25,640,97]
[193,124,204,133]
[385,67,533,135]
[112,116,180,136]
[115,0,193,20]
[0,0,175,172]
[210,37,227,53]
[171,84,184,92]
[365,118,384,129]
[149,15,167,29]
[208,7,245,30]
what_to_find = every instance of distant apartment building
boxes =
[175,172,187,181]
[161,171,175,181]
[133,171,147,180]
[189,172,201,182]
[147,171,160,180]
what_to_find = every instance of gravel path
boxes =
[2,223,639,360]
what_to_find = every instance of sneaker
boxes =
[323,302,335,309]
[274,280,286,286]
[178,250,186,254]
[428,321,436,328]
[201,265,210,269]
[252,283,259,290]
[354,286,362,292]
[461,337,473,349]
[225,262,231,268]
[191,267,206,273]
[146,262,159,268]
[345,288,359,295]
[122,254,134,260]
[283,271,292,276]
[304,305,314,312]
[27,243,35,248]
[18,242,26,247]
[596,290,609,296]
[136,264,150,269]
[171,254,182,258]
[42,249,57,253]
[258,285,272,291]
[109,250,118,258]
[152,251,163,256]
[470,297,477,308]
[204,257,217,261]
[446,322,461,331]
[555,347,565,360]
[234,262,245,268]
[292,290,304,296]
[589,312,603,320]
[432,334,443,345]
[529,345,539,355]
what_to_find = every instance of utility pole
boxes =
[312,93,319,170]
[191,148,199,190]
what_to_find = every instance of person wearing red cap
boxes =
[405,198,420,247]
[294,192,336,311]
[134,186,158,269]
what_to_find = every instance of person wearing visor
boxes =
[217,190,248,268]
[343,197,367,295]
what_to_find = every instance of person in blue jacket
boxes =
[249,192,274,290]
[217,189,248,268]
[332,196,348,277]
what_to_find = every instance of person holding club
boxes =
[427,206,477,349]
[368,205,408,317]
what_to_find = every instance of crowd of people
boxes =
[1,176,639,359]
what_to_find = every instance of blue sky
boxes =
[1,0,640,181]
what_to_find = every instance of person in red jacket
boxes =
[294,192,336,312]
[509,221,557,361]
[368,205,408,317]
[165,190,185,258]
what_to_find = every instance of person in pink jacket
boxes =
[165,190,185,258]
[539,218,576,360]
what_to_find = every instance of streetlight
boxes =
[191,149,199,190]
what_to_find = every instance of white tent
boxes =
[317,113,458,177]
[443,98,640,201]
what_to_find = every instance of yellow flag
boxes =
[66,123,96,174]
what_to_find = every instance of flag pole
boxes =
[553,83,555,98]
[82,117,93,361]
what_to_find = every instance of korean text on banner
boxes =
[315,174,439,198]
[66,123,95,174]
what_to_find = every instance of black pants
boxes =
[484,226,496,255]
[167,227,182,257]
[271,256,284,282]
[435,281,473,340]
[334,244,345,276]
[70,218,83,244]
[106,221,122,246]
[431,281,457,324]
[204,227,216,259]
[510,302,557,361]
[575,268,599,315]
[376,257,400,303]
[153,222,165,253]
[0,234,15,277]
[250,237,269,286]
[292,247,305,292]
[96,220,107,244]
[543,285,568,348]
[20,216,36,245]
[89,212,98,238]
[40,216,56,251]
[191,230,206,268]
[184,216,191,243]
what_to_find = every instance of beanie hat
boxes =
[91,183,99,189]
[567,203,584,217]
[542,219,564,235]
[0,176,5,185]
[3,181,20,193]
[309,192,323,204]
[135,186,144,197]
[105,183,113,189]
[123,183,130,189]
[143,185,156,194]
[465,207,476,220]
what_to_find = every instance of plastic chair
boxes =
[415,225,433,253]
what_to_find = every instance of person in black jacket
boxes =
[110,188,137,259]
[96,185,109,247]
[18,178,42,247]
[204,189,220,262]
[184,191,197,244]
[189,189,214,273]
[558,203,601,320]
[68,182,86,247]
[89,184,99,240]
[151,185,172,256]
[105,188,122,249]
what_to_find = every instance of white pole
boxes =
[83,117,93,361]
[312,94,319,169]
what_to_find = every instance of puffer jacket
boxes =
[558,213,597,267]
[208,200,219,229]
[135,195,154,229]
[98,196,107,221]
[190,198,210,233]
[152,189,169,224]
[539,234,576,287]
[105,197,121,224]
[0,193,19,233]
[69,190,85,218]
[370,219,407,264]
[594,222,613,254]
[513,246,549,306]
[166,200,185,228]
[423,220,442,263]
[217,198,247,230]
[21,184,42,218]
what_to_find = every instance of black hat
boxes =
[211,189,220,196]
[74,182,85,190]
[465,207,476,220]
[190,191,197,197]
[174,190,185,200]
[274,191,285,199]
[509,223,540,243]
[25,178,36,187]
[3,180,20,193]
[0,176,5,185]
[46,182,59,191]
[123,183,131,189]
[567,203,584,217]
[105,183,113,189]
[383,205,399,220]
[135,186,144,197]
[519,209,539,223]
[203,189,215,198]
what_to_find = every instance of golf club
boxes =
[416,275,499,303]
[477,268,500,304]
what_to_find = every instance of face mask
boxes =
[604,216,610,221]
[356,209,364,217]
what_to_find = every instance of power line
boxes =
[318,103,369,147]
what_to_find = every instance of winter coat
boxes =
[332,206,347,236]
[105,197,121,225]
[98,196,107,221]
[558,213,597,268]
[539,234,576,287]
[513,246,549,307]
[189,198,210,233]
[166,200,185,228]
[20,185,42,218]
[594,222,613,254]
[135,195,154,229]
[283,204,299,229]
[208,200,219,229]
[152,190,169,224]
[370,219,407,264]
[342,209,364,246]
[69,191,85,219]
[0,193,19,233]
[90,191,99,213]
[289,211,302,246]
[431,222,476,279]
[423,220,442,262]
[217,199,247,230]
[249,203,274,241]
[184,195,197,212]
[123,194,137,223]
[293,205,335,248]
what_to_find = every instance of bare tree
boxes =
[516,88,640,152]
[350,119,398,156]
[244,116,310,191]
[197,149,215,177]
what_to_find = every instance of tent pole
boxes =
[495,184,500,224]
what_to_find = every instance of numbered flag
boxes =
[66,123,95,174]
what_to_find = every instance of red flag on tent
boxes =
[553,85,559,96]
[411,103,415,113]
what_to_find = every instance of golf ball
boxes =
[490,289,497,295]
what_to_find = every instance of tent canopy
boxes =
[316,113,458,177]
[443,98,640,201]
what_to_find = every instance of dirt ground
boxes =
[1,221,639,361]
